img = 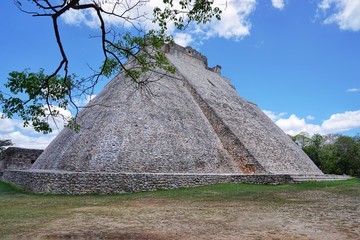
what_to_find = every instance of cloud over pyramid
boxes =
[3,44,328,194]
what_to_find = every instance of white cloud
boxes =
[0,93,97,150]
[322,110,360,133]
[62,8,98,28]
[272,0,285,10]
[60,0,257,43]
[347,88,360,92]
[0,131,57,149]
[263,110,286,121]
[202,0,256,40]
[265,110,360,136]
[306,115,315,120]
[62,0,153,29]
[173,33,193,47]
[275,114,322,136]
[318,0,332,11]
[318,0,360,31]
[0,118,58,149]
[0,107,71,149]
[0,117,23,132]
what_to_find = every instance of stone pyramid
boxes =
[3,44,326,194]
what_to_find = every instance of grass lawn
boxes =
[0,179,359,240]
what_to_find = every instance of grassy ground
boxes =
[0,179,359,240]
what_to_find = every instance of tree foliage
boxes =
[0,0,223,133]
[292,132,360,177]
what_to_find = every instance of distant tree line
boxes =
[292,132,360,177]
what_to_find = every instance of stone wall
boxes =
[180,73,266,174]
[0,148,43,173]
[2,170,293,194]
[166,44,208,68]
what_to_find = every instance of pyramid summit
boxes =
[3,43,339,194]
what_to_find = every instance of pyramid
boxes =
[2,44,327,194]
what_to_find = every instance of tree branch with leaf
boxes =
[0,0,223,133]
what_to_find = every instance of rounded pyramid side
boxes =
[32,69,240,173]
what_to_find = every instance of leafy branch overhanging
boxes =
[0,0,222,133]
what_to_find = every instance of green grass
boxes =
[1,178,359,200]
[0,179,359,239]
[146,178,360,200]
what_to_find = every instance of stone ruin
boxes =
[1,44,349,194]
[0,147,43,177]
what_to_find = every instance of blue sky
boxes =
[0,0,360,149]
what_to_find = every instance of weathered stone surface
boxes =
[32,44,321,175]
[32,69,238,173]
[3,170,294,194]
[0,147,43,171]
[2,43,326,194]
[3,169,350,194]
[166,45,322,175]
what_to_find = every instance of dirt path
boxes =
[23,190,359,240]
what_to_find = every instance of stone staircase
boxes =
[290,174,352,183]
